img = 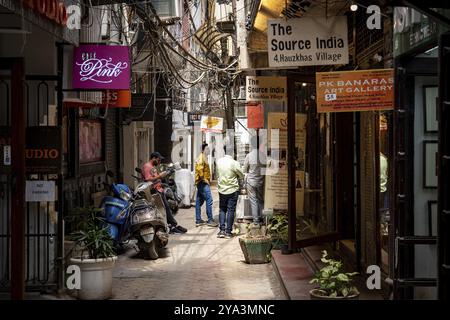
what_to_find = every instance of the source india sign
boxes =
[246,76,287,102]
[316,68,394,113]
[267,16,348,67]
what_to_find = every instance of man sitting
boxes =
[142,152,187,234]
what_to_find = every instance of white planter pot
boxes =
[70,256,117,300]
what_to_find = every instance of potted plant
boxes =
[309,250,360,300]
[67,207,117,300]
[239,223,273,264]
[267,214,289,250]
[267,214,302,254]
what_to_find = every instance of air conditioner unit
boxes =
[152,0,182,18]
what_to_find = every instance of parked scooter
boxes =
[134,164,182,214]
[160,163,183,213]
[101,172,169,260]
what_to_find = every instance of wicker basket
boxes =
[239,236,273,264]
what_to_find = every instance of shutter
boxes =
[105,109,118,177]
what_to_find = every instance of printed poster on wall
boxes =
[264,112,306,215]
[316,68,394,113]
[26,181,56,202]
[267,16,348,68]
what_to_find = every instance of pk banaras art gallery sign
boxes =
[315,68,394,113]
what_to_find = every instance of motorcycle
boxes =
[101,172,169,260]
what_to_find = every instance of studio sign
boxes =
[26,127,61,174]
[73,45,130,90]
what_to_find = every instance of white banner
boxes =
[246,76,287,102]
[267,16,349,67]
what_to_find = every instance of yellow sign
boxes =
[316,68,394,113]
[200,116,224,133]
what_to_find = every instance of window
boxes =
[79,119,103,163]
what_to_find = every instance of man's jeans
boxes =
[195,182,213,223]
[247,184,264,223]
[159,190,177,227]
[219,191,239,234]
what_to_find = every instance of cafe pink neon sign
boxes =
[73,45,130,90]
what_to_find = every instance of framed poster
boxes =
[423,86,438,133]
[428,201,438,236]
[79,120,103,163]
[423,140,438,188]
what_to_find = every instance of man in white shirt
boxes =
[243,135,266,225]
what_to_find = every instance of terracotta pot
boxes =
[309,288,360,300]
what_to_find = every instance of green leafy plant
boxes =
[67,207,116,260]
[309,250,359,298]
[267,214,289,245]
[302,217,321,236]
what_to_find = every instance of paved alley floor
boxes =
[111,189,286,300]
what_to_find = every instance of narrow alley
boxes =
[111,188,285,300]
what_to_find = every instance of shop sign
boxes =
[267,16,348,68]
[0,0,79,45]
[26,126,61,173]
[393,7,447,57]
[26,180,56,202]
[21,0,68,26]
[246,76,287,102]
[187,112,202,126]
[73,45,130,90]
[0,126,11,173]
[100,90,131,108]
[247,103,264,129]
[200,116,223,133]
[316,68,394,113]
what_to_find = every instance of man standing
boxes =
[194,142,218,227]
[243,135,266,225]
[216,146,244,238]
[142,152,187,234]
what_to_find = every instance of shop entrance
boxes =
[0,57,64,296]
[286,75,339,252]
[393,50,439,299]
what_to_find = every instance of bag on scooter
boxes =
[102,196,128,225]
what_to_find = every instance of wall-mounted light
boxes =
[350,4,358,11]
[302,83,307,87]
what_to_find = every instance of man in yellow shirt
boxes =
[195,143,218,227]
